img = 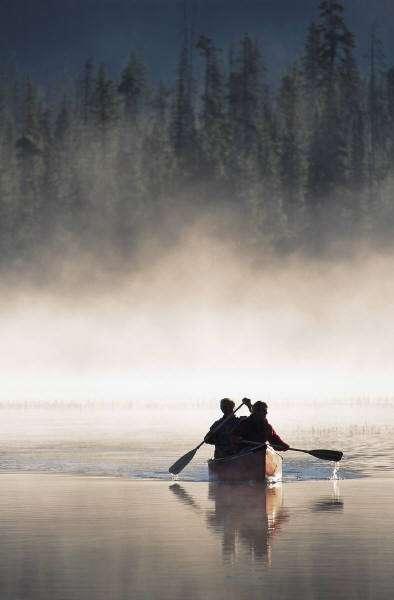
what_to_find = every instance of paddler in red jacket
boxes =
[232,401,289,452]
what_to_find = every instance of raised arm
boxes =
[241,397,253,413]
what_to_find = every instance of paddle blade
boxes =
[169,447,199,475]
[308,449,343,462]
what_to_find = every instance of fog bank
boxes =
[1,228,393,406]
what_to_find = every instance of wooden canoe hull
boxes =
[208,446,282,483]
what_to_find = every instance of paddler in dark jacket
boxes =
[204,398,252,459]
[232,401,289,452]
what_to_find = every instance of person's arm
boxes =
[268,424,289,451]
[204,429,217,444]
[204,420,220,444]
[204,432,215,444]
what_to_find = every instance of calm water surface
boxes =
[0,475,393,599]
[0,405,393,480]
[1,405,394,599]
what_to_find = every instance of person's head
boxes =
[252,401,268,418]
[220,398,235,415]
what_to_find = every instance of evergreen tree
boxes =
[1,5,394,268]
[196,35,228,179]
[302,21,321,126]
[367,29,388,195]
[15,78,44,254]
[228,34,263,158]
[171,26,197,170]
[92,63,119,141]
[143,82,175,202]
[118,52,148,123]
[278,66,304,225]
[52,95,78,234]
[306,0,355,206]
[386,66,394,164]
[78,59,95,126]
[55,95,70,143]
[38,102,57,236]
[0,75,19,262]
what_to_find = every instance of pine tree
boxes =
[118,52,148,123]
[15,78,44,255]
[0,72,19,262]
[196,35,228,179]
[143,82,175,200]
[228,34,263,158]
[52,95,77,233]
[78,59,95,126]
[386,66,394,163]
[92,64,119,140]
[302,22,321,125]
[17,78,41,152]
[278,66,304,226]
[171,26,197,170]
[367,29,388,195]
[306,0,356,206]
[38,102,57,236]
[55,95,70,143]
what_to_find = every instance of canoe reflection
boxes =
[207,483,289,562]
[170,483,288,564]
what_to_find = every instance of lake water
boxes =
[0,404,394,599]
[0,404,393,481]
[0,474,393,600]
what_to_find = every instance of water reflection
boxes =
[170,483,289,564]
[311,480,344,512]
[169,483,204,515]
[207,483,289,563]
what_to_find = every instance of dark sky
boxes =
[1,0,394,84]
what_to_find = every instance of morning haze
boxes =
[1,2,394,599]
[1,230,393,407]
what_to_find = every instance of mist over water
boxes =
[1,227,393,408]
[0,226,393,482]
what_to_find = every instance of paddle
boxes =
[289,448,343,462]
[168,401,245,475]
[243,441,343,462]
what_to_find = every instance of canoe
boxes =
[207,445,282,483]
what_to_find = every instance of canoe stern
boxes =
[208,446,282,483]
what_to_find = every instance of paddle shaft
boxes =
[243,441,342,462]
[289,447,343,462]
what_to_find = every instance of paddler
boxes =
[232,401,289,452]
[204,398,252,459]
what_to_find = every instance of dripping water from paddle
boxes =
[330,462,340,481]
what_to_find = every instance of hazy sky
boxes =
[1,0,394,84]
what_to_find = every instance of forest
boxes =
[0,0,394,275]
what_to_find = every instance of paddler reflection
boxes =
[170,482,289,565]
[207,483,288,563]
